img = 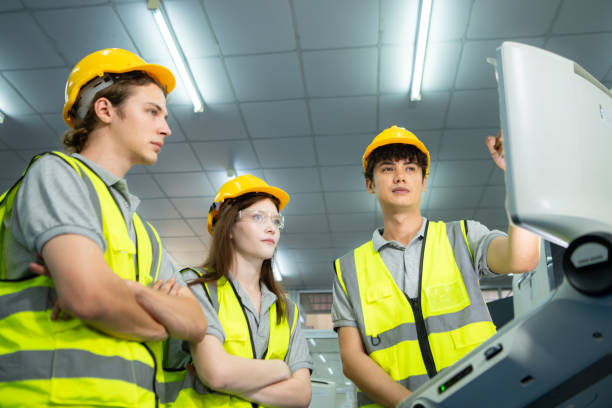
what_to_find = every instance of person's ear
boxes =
[365,177,376,194]
[93,97,114,124]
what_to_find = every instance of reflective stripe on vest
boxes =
[0,151,164,407]
[179,267,297,408]
[335,220,496,407]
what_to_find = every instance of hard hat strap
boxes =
[73,74,115,122]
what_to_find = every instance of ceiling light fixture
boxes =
[318,354,326,363]
[149,1,204,112]
[410,0,433,101]
[0,110,5,124]
[327,367,334,375]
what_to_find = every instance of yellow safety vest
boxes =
[174,268,298,408]
[0,152,168,407]
[334,220,497,407]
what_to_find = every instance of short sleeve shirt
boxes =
[331,217,506,329]
[182,269,313,374]
[4,152,181,284]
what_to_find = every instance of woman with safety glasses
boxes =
[177,174,313,407]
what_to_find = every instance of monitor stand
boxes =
[398,233,612,408]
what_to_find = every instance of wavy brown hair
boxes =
[191,192,288,324]
[62,71,167,153]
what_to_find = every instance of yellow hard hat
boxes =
[362,125,430,175]
[207,174,290,234]
[62,48,176,128]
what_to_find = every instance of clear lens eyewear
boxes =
[237,209,285,230]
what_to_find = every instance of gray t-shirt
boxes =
[332,217,506,329]
[182,269,313,374]
[4,152,181,284]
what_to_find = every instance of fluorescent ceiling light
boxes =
[308,338,316,347]
[0,110,4,124]
[318,354,327,363]
[152,6,204,112]
[327,367,334,375]
[410,0,433,101]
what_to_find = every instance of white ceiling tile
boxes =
[0,0,23,11]
[36,6,136,64]
[294,0,378,49]
[241,100,310,139]
[380,45,413,94]
[253,137,316,168]
[473,208,508,232]
[427,186,484,210]
[546,33,612,80]
[190,58,235,104]
[284,214,329,233]
[165,0,218,58]
[169,251,207,269]
[154,172,214,197]
[446,89,499,128]
[282,193,326,215]
[0,151,27,179]
[204,0,294,55]
[162,236,207,252]
[310,96,377,135]
[379,92,450,130]
[315,133,372,166]
[0,12,64,69]
[150,142,202,173]
[423,208,476,222]
[0,178,16,191]
[480,186,506,208]
[320,165,365,192]
[115,2,171,62]
[206,168,265,191]
[413,130,442,161]
[467,0,561,39]
[170,104,247,141]
[303,48,378,97]
[0,115,60,150]
[225,53,303,101]
[3,68,68,114]
[164,114,186,143]
[149,219,194,237]
[263,168,322,194]
[422,42,462,92]
[329,212,375,232]
[171,197,212,218]
[24,0,105,6]
[456,39,545,89]
[438,128,498,160]
[325,192,374,214]
[0,75,35,116]
[41,114,69,140]
[185,218,210,237]
[126,174,165,199]
[279,233,332,249]
[332,231,373,248]
[429,0,472,42]
[554,0,612,34]
[192,140,259,170]
[127,165,148,175]
[138,198,181,219]
[380,0,418,45]
[282,249,339,264]
[433,160,492,187]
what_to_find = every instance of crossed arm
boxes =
[39,233,206,343]
[189,335,312,408]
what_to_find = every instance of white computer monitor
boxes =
[496,41,612,247]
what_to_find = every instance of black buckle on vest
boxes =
[371,335,381,347]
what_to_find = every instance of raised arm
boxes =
[189,334,291,393]
[42,234,167,342]
[339,326,411,408]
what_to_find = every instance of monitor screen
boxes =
[495,42,612,247]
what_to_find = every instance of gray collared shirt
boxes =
[5,152,180,283]
[332,217,506,329]
[183,270,313,374]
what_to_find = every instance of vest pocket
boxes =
[423,279,470,315]
[450,322,496,351]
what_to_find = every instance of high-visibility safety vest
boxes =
[0,152,178,407]
[334,220,497,408]
[176,267,298,408]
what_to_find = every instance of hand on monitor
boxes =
[486,130,505,171]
